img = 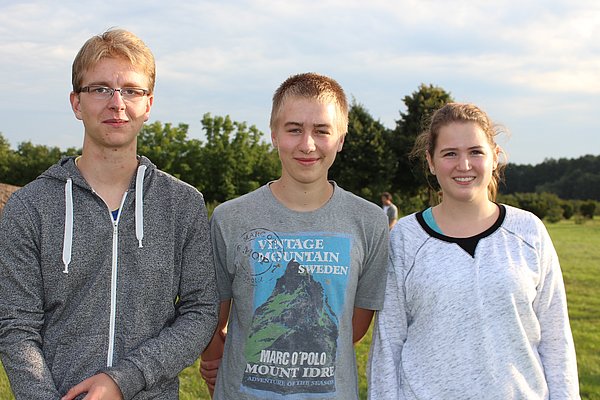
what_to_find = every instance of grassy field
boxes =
[549,218,600,399]
[1,217,598,399]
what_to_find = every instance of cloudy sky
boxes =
[1,0,598,165]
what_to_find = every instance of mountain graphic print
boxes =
[239,231,351,398]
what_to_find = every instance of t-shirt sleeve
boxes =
[210,209,234,301]
[354,211,389,310]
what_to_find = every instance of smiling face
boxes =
[427,121,499,205]
[70,57,153,152]
[271,96,344,187]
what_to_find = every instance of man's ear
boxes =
[143,94,154,122]
[337,134,345,152]
[70,91,83,121]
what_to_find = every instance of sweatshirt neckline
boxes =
[415,204,506,257]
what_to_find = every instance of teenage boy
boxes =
[200,72,389,399]
[0,29,218,400]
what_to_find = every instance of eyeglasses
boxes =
[79,85,149,102]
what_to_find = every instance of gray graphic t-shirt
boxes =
[211,183,389,399]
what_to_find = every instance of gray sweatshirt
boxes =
[368,205,579,399]
[0,156,218,399]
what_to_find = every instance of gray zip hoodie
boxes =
[0,156,218,399]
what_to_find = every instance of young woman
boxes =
[368,103,580,399]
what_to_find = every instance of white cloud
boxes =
[0,0,598,165]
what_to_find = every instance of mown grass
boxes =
[548,218,600,400]
[1,218,598,399]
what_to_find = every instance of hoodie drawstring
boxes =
[61,164,147,273]
[135,164,146,248]
[62,179,73,273]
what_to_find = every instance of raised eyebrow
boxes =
[284,122,303,128]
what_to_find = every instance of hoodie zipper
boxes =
[106,192,128,367]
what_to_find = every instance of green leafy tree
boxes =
[0,133,14,183]
[329,101,395,203]
[503,155,600,201]
[580,201,596,219]
[497,193,519,208]
[138,121,204,188]
[139,116,279,203]
[539,169,600,201]
[560,200,575,220]
[507,192,563,220]
[503,163,537,194]
[390,84,454,196]
[545,205,564,223]
[9,141,78,186]
[200,113,279,203]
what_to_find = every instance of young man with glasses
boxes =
[0,29,218,400]
[200,73,389,399]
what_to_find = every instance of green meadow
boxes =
[549,218,600,399]
[1,218,598,399]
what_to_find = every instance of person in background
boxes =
[368,103,579,399]
[200,72,389,399]
[381,191,398,229]
[0,28,218,400]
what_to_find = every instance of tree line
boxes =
[504,155,600,201]
[0,84,598,221]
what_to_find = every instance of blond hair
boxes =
[72,28,155,93]
[270,72,348,135]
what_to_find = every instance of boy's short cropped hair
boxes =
[270,72,348,135]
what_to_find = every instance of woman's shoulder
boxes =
[391,212,425,240]
[499,204,549,245]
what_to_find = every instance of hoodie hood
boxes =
[44,156,156,273]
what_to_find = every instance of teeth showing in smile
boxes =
[454,177,475,182]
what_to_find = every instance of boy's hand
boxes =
[200,357,221,397]
[61,373,123,400]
